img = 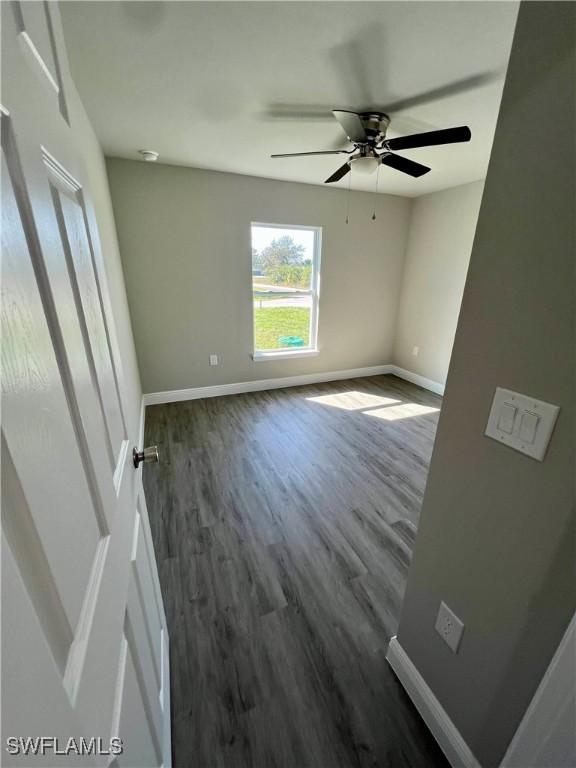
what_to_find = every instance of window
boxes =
[251,223,321,359]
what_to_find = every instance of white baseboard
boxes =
[143,365,394,405]
[142,364,446,406]
[388,365,445,396]
[386,637,480,768]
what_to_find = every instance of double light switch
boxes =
[485,388,559,461]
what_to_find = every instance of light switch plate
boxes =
[485,387,559,461]
[435,601,464,653]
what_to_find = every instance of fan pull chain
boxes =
[345,168,351,224]
[372,162,381,221]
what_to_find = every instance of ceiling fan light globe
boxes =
[353,156,379,175]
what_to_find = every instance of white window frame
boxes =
[250,222,322,361]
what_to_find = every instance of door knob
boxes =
[133,445,159,468]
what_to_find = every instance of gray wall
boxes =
[106,159,411,393]
[396,3,575,766]
[393,181,484,385]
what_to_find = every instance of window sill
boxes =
[252,349,319,362]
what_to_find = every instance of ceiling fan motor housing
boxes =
[358,112,390,145]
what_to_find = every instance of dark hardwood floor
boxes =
[143,374,448,768]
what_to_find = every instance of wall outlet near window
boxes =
[412,345,419,357]
[209,354,218,366]
[435,601,464,653]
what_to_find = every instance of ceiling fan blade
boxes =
[262,104,335,121]
[325,163,351,184]
[329,30,375,110]
[383,72,500,115]
[380,153,431,178]
[332,110,368,143]
[386,126,471,151]
[271,150,349,158]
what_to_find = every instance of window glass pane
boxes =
[251,225,318,352]
[252,226,314,290]
[254,303,311,351]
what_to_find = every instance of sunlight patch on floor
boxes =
[363,403,440,421]
[306,391,401,411]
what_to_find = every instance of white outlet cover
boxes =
[485,387,559,461]
[209,354,218,366]
[435,601,464,654]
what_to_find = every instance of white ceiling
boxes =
[60,1,519,197]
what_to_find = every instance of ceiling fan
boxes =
[270,110,471,184]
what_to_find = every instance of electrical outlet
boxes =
[435,601,464,653]
[412,346,419,357]
[209,354,218,366]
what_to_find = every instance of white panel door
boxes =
[1,3,171,765]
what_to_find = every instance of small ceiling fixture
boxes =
[139,149,159,162]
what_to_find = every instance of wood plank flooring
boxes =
[143,374,448,768]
